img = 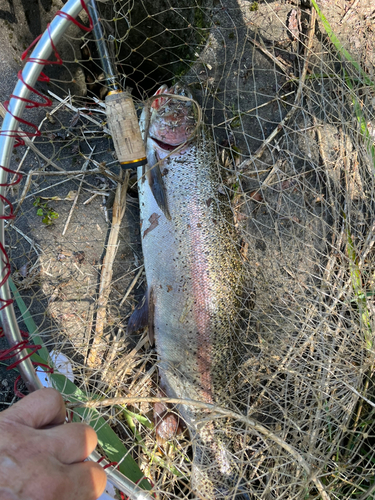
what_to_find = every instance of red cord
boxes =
[96,456,119,469]
[0,339,42,369]
[96,457,156,497]
[103,462,118,470]
[0,326,54,398]
[0,0,93,391]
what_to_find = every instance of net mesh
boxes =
[3,0,375,498]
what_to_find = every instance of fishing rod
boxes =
[87,0,147,169]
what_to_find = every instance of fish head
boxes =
[148,83,196,151]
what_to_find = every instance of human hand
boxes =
[0,388,106,500]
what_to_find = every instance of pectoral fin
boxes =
[146,151,171,220]
[127,287,155,345]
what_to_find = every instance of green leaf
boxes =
[310,1,375,180]
[121,407,154,429]
[311,0,374,89]
[36,208,44,216]
[8,278,151,491]
[343,214,372,349]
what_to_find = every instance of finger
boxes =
[44,422,98,464]
[3,388,66,429]
[27,458,107,500]
[67,460,107,500]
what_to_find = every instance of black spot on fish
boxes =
[206,197,213,207]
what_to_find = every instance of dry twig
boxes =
[100,329,124,384]
[87,170,131,367]
[216,91,295,127]
[119,265,144,308]
[0,102,66,177]
[247,36,294,77]
[341,0,360,23]
[62,148,95,236]
[106,331,150,387]
[48,91,110,134]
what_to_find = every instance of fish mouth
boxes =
[151,137,183,151]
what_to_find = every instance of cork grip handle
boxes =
[105,91,147,167]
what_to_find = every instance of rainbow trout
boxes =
[129,84,245,499]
